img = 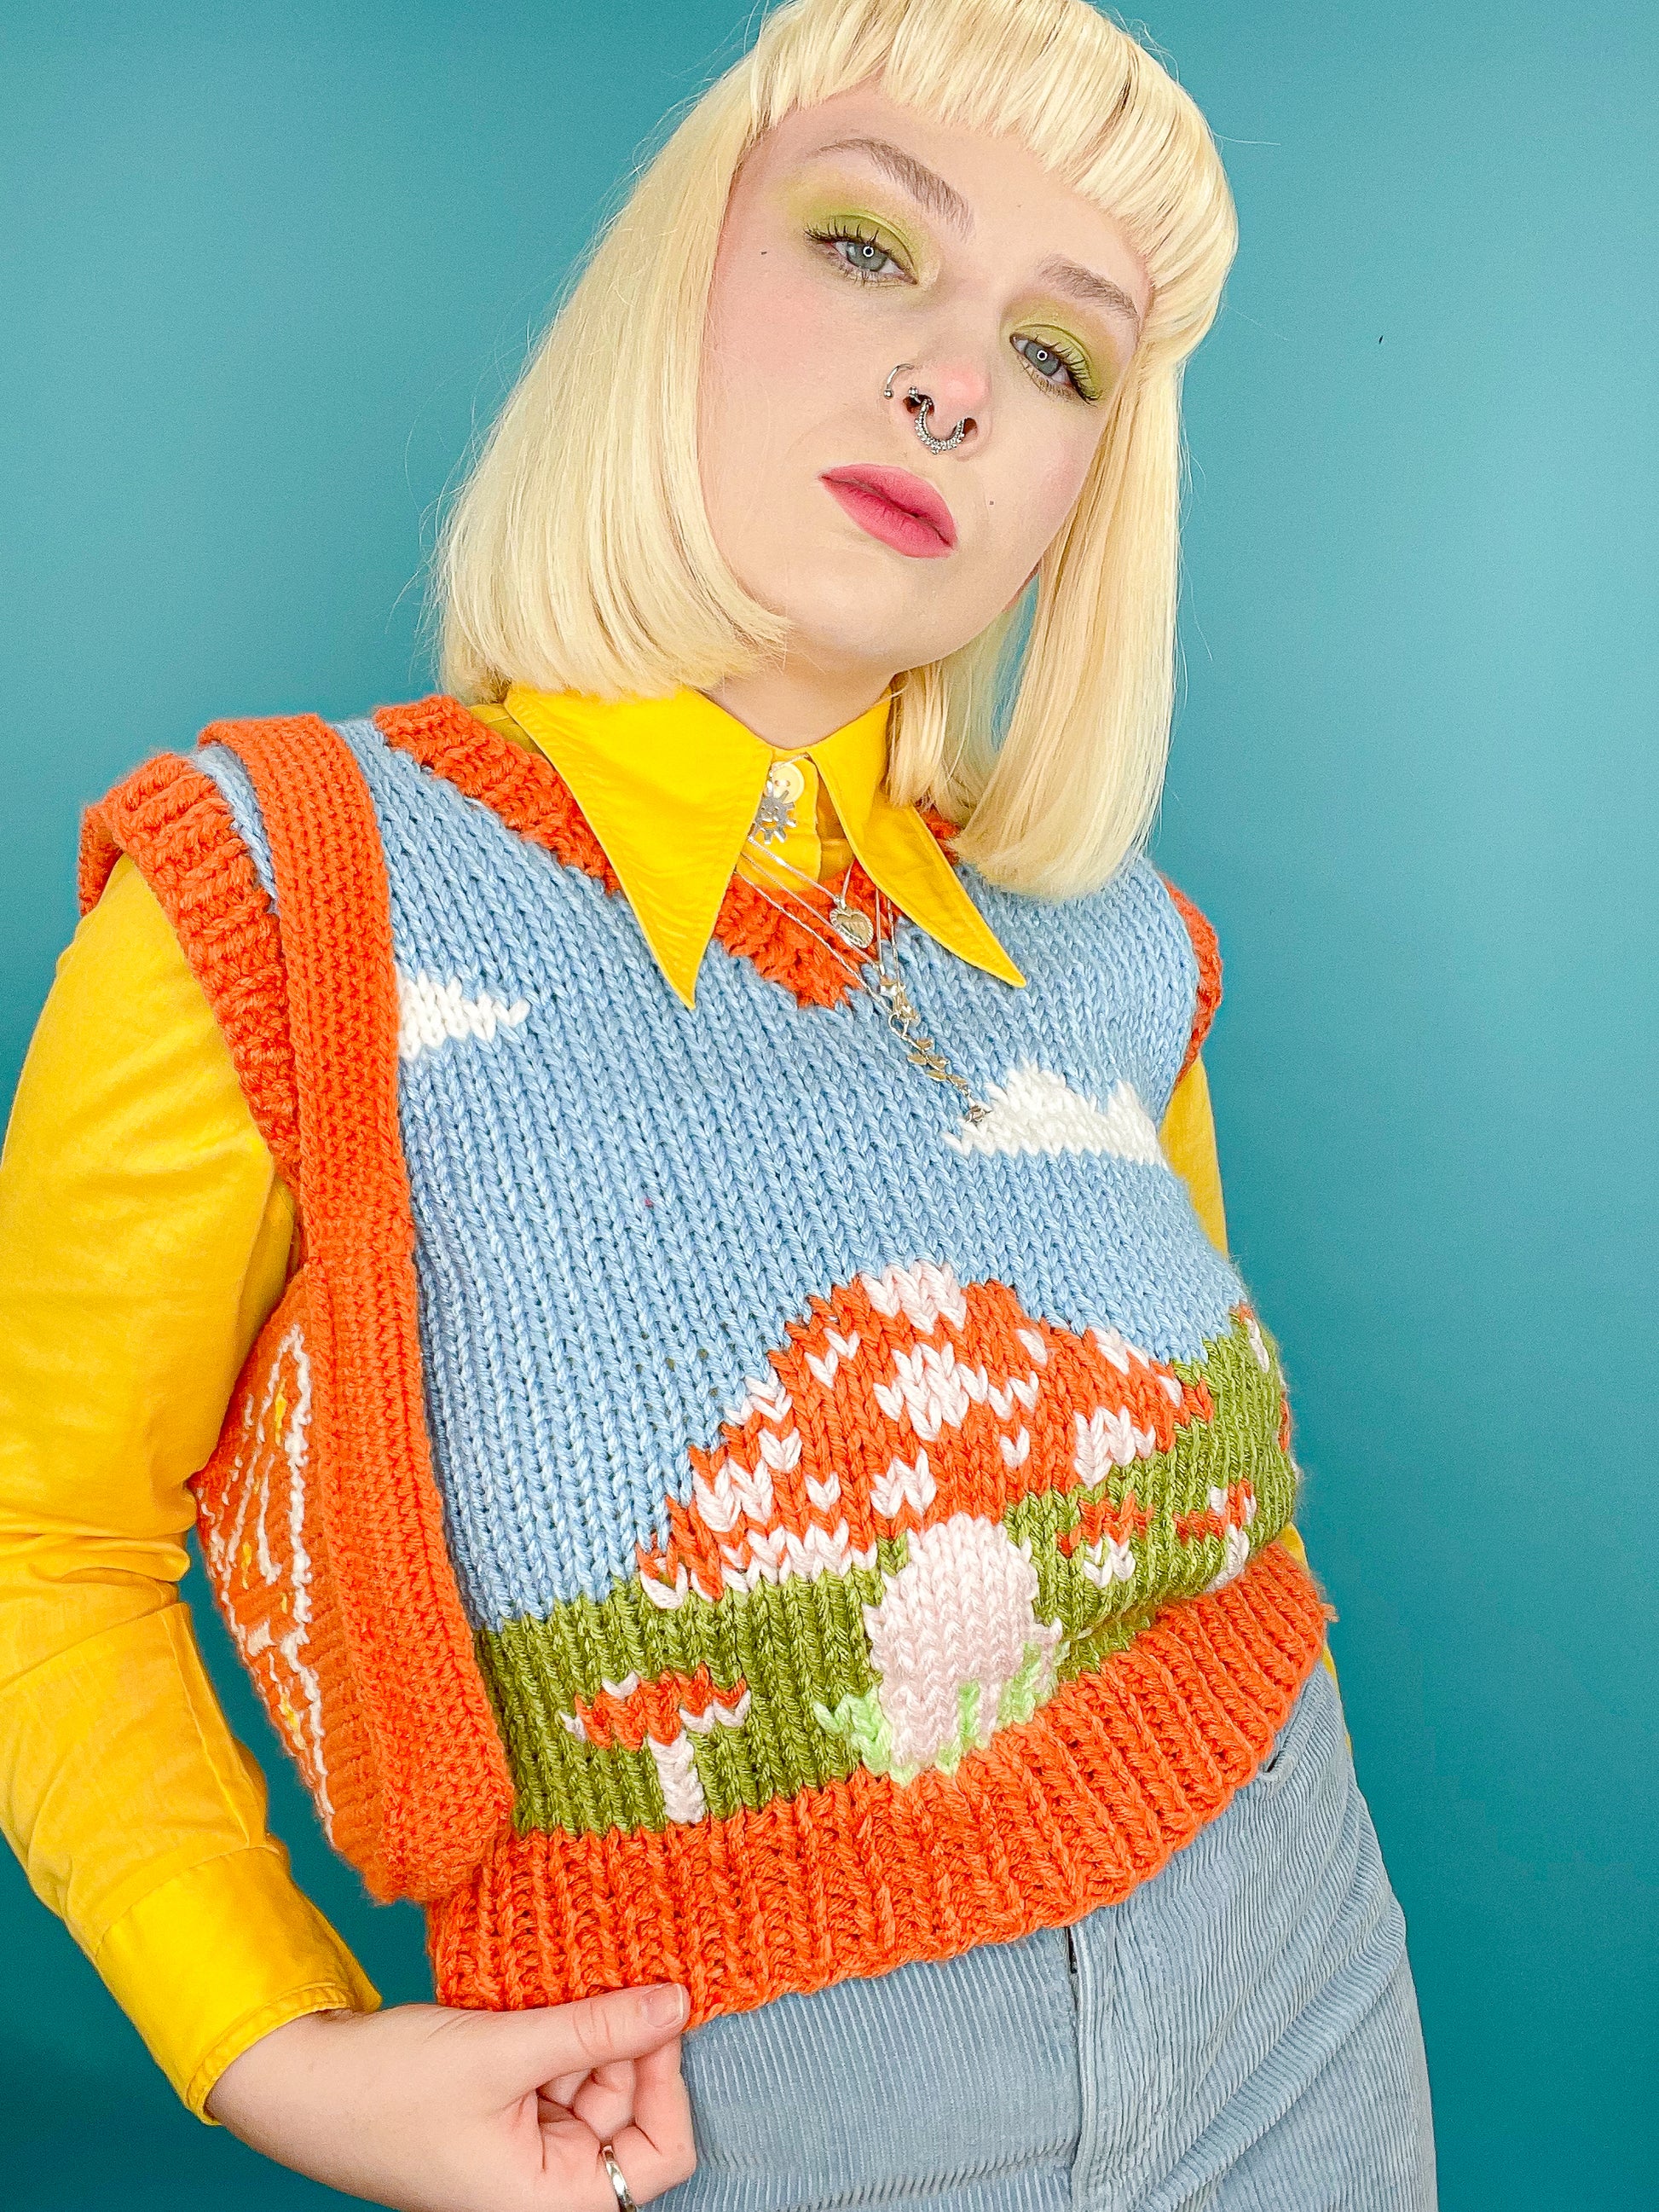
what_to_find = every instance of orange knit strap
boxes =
[429,1537,1332,2021]
[374,694,910,1011]
[78,750,302,1190]
[1160,877,1223,1080]
[197,712,513,1900]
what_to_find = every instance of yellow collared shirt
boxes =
[486,685,1025,1007]
[0,688,1242,2120]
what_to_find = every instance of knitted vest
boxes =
[78,696,1331,2024]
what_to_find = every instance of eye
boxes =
[808,221,912,284]
[1012,331,1099,402]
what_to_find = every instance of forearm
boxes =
[0,852,378,2116]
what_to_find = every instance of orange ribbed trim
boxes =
[1161,877,1223,1080]
[78,750,302,1189]
[427,1538,1331,2021]
[373,694,962,1012]
[189,714,513,1901]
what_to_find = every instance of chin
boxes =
[757,541,983,676]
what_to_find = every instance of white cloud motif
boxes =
[943,1061,1167,1165]
[396,967,531,1062]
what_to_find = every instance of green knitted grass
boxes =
[477,1308,1297,1837]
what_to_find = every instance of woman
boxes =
[0,0,1436,2204]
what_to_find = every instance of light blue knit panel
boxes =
[198,715,1252,1633]
[197,743,277,896]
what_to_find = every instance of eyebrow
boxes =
[1037,254,1144,336]
[809,136,974,237]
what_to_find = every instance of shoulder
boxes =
[1155,872,1223,1080]
[79,738,299,1179]
[986,853,1223,1109]
[1124,862,1229,1079]
[55,848,211,1034]
[79,744,224,915]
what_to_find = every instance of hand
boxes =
[204,1983,697,2210]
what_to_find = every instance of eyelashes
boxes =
[1012,332,1101,405]
[805,218,912,283]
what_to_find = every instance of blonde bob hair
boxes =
[436,0,1237,900]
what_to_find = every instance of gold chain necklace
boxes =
[737,833,991,1127]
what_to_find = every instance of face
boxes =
[698,86,1152,701]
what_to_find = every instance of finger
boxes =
[543,2053,632,2109]
[540,2067,591,2110]
[599,2099,697,2203]
[537,2051,628,2113]
[621,2037,695,2174]
[569,2061,637,2145]
[533,2044,694,2203]
[460,1984,690,2102]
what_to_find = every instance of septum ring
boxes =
[883,362,971,455]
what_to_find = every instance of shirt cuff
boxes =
[91,1844,381,2120]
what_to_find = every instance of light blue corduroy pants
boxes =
[657,1664,1435,2209]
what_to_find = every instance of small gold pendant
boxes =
[830,902,874,949]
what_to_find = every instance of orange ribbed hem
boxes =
[427,1539,1331,2024]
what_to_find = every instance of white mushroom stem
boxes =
[649,1688,751,1824]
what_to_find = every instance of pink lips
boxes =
[820,465,957,559]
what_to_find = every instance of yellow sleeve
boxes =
[1159,1054,1338,1693]
[1159,1053,1228,1255]
[0,854,379,2120]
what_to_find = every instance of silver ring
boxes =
[883,361,970,454]
[599,2141,638,2211]
[909,392,969,455]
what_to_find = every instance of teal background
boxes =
[2,2,1655,2204]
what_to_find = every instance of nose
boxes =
[883,354,991,454]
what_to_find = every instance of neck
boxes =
[700,651,894,753]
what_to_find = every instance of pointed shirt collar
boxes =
[494,683,1026,1010]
